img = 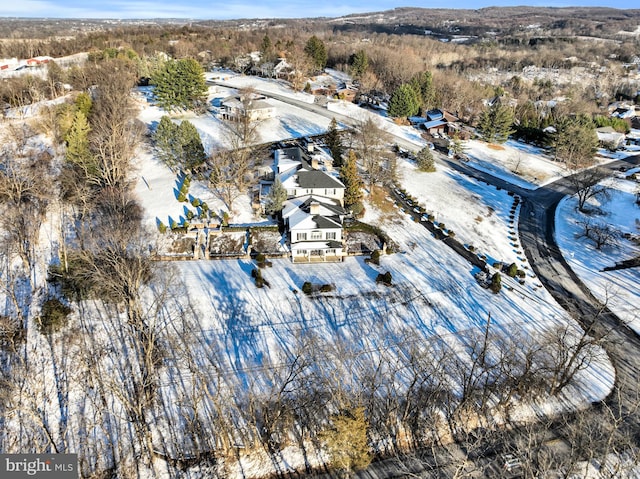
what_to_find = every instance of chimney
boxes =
[311,157,319,170]
[307,143,315,153]
[310,201,320,215]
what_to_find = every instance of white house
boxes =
[219,94,274,121]
[274,146,346,263]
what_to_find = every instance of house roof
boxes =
[287,208,342,231]
[282,195,345,219]
[296,170,344,189]
[422,119,448,130]
[426,109,444,121]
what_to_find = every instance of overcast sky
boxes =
[0,1,632,19]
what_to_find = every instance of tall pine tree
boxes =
[416,146,435,172]
[304,36,327,71]
[178,120,206,172]
[477,103,515,144]
[65,110,93,170]
[387,84,420,118]
[264,176,287,216]
[325,118,344,168]
[152,58,208,112]
[340,150,364,215]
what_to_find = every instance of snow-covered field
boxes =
[397,157,527,271]
[464,139,565,188]
[556,174,640,334]
[129,74,617,410]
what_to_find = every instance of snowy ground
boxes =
[177,210,614,407]
[464,139,565,189]
[130,74,617,406]
[556,174,640,334]
[396,157,528,272]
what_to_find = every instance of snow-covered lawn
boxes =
[556,175,640,334]
[463,139,566,189]
[396,157,527,272]
[178,211,614,407]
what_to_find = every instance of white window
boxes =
[311,230,322,240]
[310,249,323,256]
[297,249,307,255]
[327,249,335,255]
[296,232,307,241]
[326,232,336,240]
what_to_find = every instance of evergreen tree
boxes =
[178,120,206,172]
[477,103,515,144]
[153,117,206,172]
[416,146,436,172]
[449,134,466,157]
[65,110,92,169]
[74,92,93,117]
[151,58,208,112]
[260,34,275,63]
[387,84,420,118]
[410,71,436,113]
[340,150,364,213]
[304,35,327,71]
[153,115,180,169]
[553,115,598,168]
[490,272,502,294]
[349,50,369,78]
[264,176,287,216]
[325,117,344,168]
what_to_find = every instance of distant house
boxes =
[420,109,461,136]
[219,94,274,121]
[26,56,53,66]
[273,146,346,263]
[335,82,358,102]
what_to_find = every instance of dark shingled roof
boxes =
[300,197,346,216]
[297,170,344,189]
[312,215,341,229]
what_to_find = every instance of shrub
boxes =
[170,219,179,230]
[376,271,392,286]
[157,221,167,233]
[448,230,455,238]
[351,202,365,218]
[186,210,195,220]
[222,211,230,226]
[201,202,209,212]
[302,281,313,295]
[191,198,201,207]
[177,191,187,202]
[370,249,381,265]
[37,298,72,334]
[517,269,526,278]
[438,223,445,230]
[320,284,334,293]
[256,253,266,263]
[506,262,518,277]
[493,261,503,270]
[490,272,502,294]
